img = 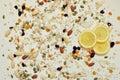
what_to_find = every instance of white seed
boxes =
[15,51,23,56]
[5,30,10,37]
[14,71,20,78]
[63,37,69,43]
[29,52,38,59]
[11,61,15,69]
[7,54,14,61]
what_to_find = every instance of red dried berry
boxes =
[70,5,75,12]
[32,74,38,79]
[39,1,44,5]
[88,62,95,67]
[67,29,73,36]
[22,55,28,60]
[60,47,64,53]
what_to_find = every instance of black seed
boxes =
[104,56,108,58]
[72,50,76,53]
[77,46,80,50]
[57,67,62,71]
[18,11,23,16]
[73,46,76,50]
[55,44,59,48]
[63,29,66,33]
[64,14,68,17]
[13,54,17,57]
[110,42,115,48]
[9,27,13,29]
[14,5,18,9]
[107,22,112,26]
[62,38,64,42]
[90,53,95,58]
[21,63,26,67]
[100,10,105,14]
[21,29,25,36]
[62,4,67,9]
[22,5,25,10]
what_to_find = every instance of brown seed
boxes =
[88,62,95,67]
[44,0,48,2]
[32,74,38,79]
[39,1,44,5]
[70,5,75,12]
[22,55,28,60]
[67,29,73,36]
[60,47,64,53]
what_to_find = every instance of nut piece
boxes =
[11,61,15,69]
[7,54,14,61]
[14,71,20,78]
[29,52,39,59]
[5,30,10,37]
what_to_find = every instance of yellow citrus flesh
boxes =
[93,24,109,42]
[78,30,96,48]
[93,41,110,55]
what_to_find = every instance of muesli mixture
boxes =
[1,0,120,80]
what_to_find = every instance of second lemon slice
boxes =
[93,41,110,55]
[78,30,96,48]
[93,24,109,42]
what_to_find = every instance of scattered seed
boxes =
[55,44,59,48]
[100,10,105,14]
[110,42,115,48]
[32,74,38,79]
[67,29,73,36]
[57,66,62,71]
[90,53,95,58]
[60,47,64,53]
[107,22,112,26]
[14,5,18,9]
[22,55,28,60]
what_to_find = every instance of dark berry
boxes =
[63,29,66,33]
[57,67,62,71]
[14,5,18,9]
[62,38,64,42]
[107,22,112,26]
[55,44,59,48]
[62,4,67,9]
[9,27,13,29]
[22,5,25,10]
[13,54,17,57]
[64,14,68,17]
[77,46,80,50]
[100,10,105,14]
[90,53,95,58]
[21,29,25,36]
[73,46,76,50]
[18,11,23,16]
[110,42,115,48]
[72,50,76,53]
[21,63,26,67]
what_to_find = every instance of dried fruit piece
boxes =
[32,74,38,79]
[67,29,73,36]
[22,55,28,60]
[60,47,64,53]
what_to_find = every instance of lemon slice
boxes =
[93,41,110,55]
[78,30,96,48]
[93,24,109,42]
